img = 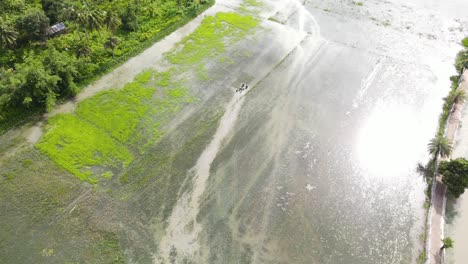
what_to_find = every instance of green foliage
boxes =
[0,17,18,48]
[445,88,466,106]
[427,135,453,159]
[0,0,214,133]
[167,12,259,67]
[41,0,64,24]
[37,68,193,182]
[104,36,120,58]
[94,233,125,264]
[441,237,454,249]
[21,159,33,167]
[455,49,468,73]
[0,49,80,112]
[36,114,133,183]
[16,9,50,42]
[29,10,257,184]
[76,73,155,143]
[436,76,460,137]
[13,52,61,110]
[76,7,105,38]
[462,37,468,48]
[416,251,426,264]
[166,12,258,79]
[417,160,435,179]
[440,158,468,198]
[104,11,122,33]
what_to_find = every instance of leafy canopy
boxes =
[440,158,468,198]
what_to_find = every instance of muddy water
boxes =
[445,106,468,264]
[165,0,468,263]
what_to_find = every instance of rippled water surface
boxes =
[180,0,468,263]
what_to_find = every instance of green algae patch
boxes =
[36,114,132,183]
[166,12,259,67]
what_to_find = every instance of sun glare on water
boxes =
[357,103,421,179]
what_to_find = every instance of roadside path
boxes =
[428,69,468,264]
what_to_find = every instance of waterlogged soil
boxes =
[1,0,468,263]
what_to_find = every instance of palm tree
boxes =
[441,237,454,250]
[104,36,119,58]
[428,135,453,160]
[452,89,466,105]
[76,7,105,41]
[73,41,91,58]
[104,11,121,33]
[416,162,434,179]
[87,9,105,35]
[445,89,466,108]
[455,49,468,73]
[0,17,18,48]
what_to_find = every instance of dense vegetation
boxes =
[0,0,213,132]
[455,37,468,73]
[440,158,468,198]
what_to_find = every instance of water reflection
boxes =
[357,103,420,178]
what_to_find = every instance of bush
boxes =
[440,158,468,198]
[462,37,468,48]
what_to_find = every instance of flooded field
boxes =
[1,0,467,263]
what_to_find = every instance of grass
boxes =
[76,71,156,143]
[166,13,259,69]
[352,1,364,6]
[35,114,133,183]
[36,69,193,183]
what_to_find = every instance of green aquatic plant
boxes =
[36,114,133,183]
[166,12,259,68]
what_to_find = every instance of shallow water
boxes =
[171,0,468,263]
[2,0,467,263]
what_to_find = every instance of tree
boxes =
[41,0,64,24]
[11,52,60,111]
[104,36,119,58]
[76,6,105,41]
[72,40,92,58]
[0,0,26,13]
[455,49,468,73]
[0,68,16,111]
[16,9,50,42]
[104,11,122,33]
[0,17,18,48]
[120,4,139,31]
[453,89,466,105]
[441,237,454,250]
[42,48,80,96]
[440,158,468,198]
[428,135,453,160]
[462,37,468,48]
[417,161,435,179]
[446,89,466,106]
